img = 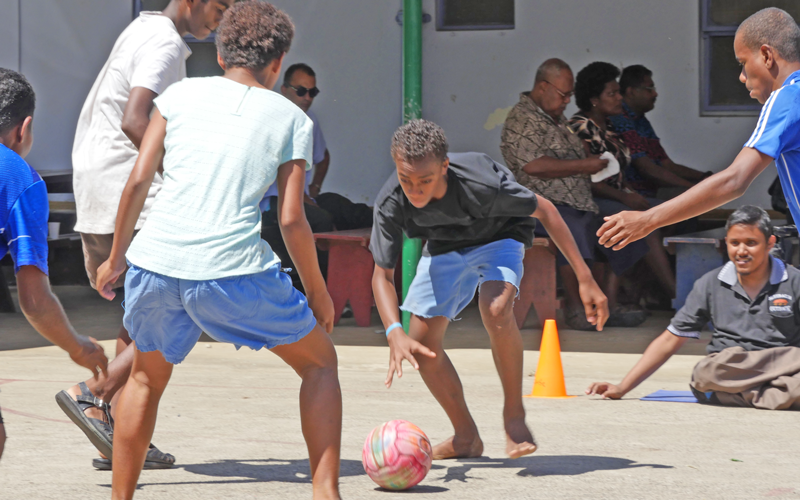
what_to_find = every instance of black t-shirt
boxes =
[370,152,538,269]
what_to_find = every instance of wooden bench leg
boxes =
[0,270,15,313]
[514,245,556,329]
[327,243,375,327]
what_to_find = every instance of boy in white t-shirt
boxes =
[95,3,342,498]
[59,0,233,468]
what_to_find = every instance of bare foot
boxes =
[432,434,484,460]
[505,418,537,459]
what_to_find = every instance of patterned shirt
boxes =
[609,102,668,196]
[568,112,630,191]
[500,92,597,213]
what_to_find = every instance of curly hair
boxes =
[215,1,294,70]
[0,68,35,135]
[390,119,449,164]
[574,62,620,112]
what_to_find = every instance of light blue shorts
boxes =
[123,263,317,364]
[400,238,524,321]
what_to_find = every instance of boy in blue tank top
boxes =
[94,3,341,498]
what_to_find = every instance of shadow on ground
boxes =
[436,455,673,483]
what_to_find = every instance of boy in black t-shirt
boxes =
[371,120,609,459]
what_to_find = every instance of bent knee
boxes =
[479,292,516,323]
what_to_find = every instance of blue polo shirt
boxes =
[744,69,800,223]
[0,144,49,275]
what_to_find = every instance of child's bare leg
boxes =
[409,315,483,460]
[65,325,134,423]
[0,422,5,461]
[111,346,173,500]
[478,281,537,459]
[271,325,341,500]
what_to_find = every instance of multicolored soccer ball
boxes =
[362,419,432,490]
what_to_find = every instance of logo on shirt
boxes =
[768,293,793,317]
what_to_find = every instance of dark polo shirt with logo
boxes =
[668,257,800,354]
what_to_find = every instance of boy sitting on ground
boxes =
[0,68,108,460]
[94,3,342,498]
[371,119,609,460]
[588,206,800,410]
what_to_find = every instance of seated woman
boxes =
[570,62,676,306]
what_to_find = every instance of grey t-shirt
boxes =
[370,152,538,269]
[668,257,800,354]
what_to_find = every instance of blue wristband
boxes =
[386,322,404,337]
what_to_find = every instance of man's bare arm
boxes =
[308,149,330,199]
[598,147,774,249]
[17,266,108,377]
[630,157,694,188]
[121,87,158,149]
[522,155,606,178]
[661,158,709,182]
[586,330,688,399]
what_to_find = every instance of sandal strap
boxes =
[76,381,114,427]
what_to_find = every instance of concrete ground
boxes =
[1,286,799,499]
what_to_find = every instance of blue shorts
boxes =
[123,263,317,364]
[400,239,524,321]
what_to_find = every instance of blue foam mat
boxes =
[640,390,698,403]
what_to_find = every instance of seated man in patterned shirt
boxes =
[501,58,648,329]
[610,65,711,198]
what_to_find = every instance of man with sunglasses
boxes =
[501,58,646,330]
[261,63,372,291]
[610,65,711,198]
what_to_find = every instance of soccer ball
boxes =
[362,419,432,490]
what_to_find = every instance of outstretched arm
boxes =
[532,196,609,330]
[598,147,773,250]
[372,264,435,388]
[95,110,166,299]
[276,159,334,333]
[17,266,108,377]
[586,330,688,399]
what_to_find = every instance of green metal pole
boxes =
[401,0,423,331]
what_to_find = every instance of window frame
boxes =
[699,0,762,116]
[435,0,515,32]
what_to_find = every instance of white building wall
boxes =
[9,0,775,208]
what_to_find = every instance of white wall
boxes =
[420,0,775,209]
[20,0,131,174]
[8,0,775,208]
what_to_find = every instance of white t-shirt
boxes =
[72,12,191,234]
[126,77,314,280]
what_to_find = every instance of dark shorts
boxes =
[534,203,648,276]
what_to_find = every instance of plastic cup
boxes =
[48,222,60,240]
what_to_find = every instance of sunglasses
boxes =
[286,84,320,98]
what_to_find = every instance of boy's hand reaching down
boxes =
[578,278,609,331]
[385,329,436,388]
[585,381,625,400]
[69,335,109,379]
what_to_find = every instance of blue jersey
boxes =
[0,144,49,275]
[744,69,800,224]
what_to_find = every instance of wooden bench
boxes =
[663,228,726,310]
[315,229,559,329]
[513,238,559,329]
[314,228,376,327]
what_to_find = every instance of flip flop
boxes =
[92,444,176,470]
[55,382,114,458]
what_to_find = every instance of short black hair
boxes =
[619,64,652,94]
[0,68,35,135]
[215,1,294,71]
[574,62,620,112]
[726,205,773,241]
[283,63,315,86]
[391,119,449,164]
[737,7,800,63]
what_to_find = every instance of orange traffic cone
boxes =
[524,319,574,399]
